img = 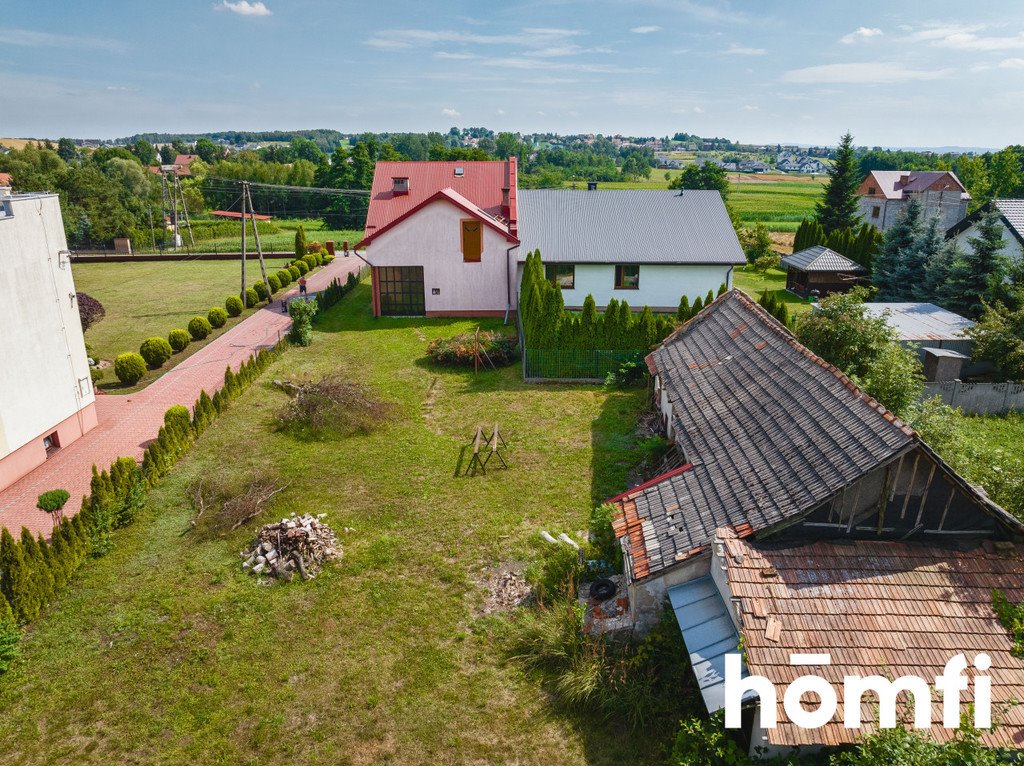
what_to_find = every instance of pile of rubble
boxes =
[241,513,341,581]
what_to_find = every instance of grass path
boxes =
[0,285,657,765]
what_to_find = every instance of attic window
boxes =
[867,186,876,195]
[454,167,465,177]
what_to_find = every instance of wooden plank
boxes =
[914,463,938,528]
[899,453,921,520]
[937,484,956,531]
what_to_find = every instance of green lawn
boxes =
[0,284,663,765]
[142,218,364,255]
[75,258,295,388]
[732,265,812,314]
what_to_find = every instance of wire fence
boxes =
[522,349,644,381]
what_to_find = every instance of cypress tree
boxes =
[603,299,620,348]
[224,366,238,398]
[872,197,923,301]
[0,529,35,623]
[718,282,728,297]
[212,390,225,414]
[294,224,307,260]
[691,295,704,317]
[616,301,633,350]
[48,530,70,588]
[71,515,90,558]
[676,294,691,323]
[705,289,715,306]
[815,131,862,234]
[637,306,657,348]
[580,295,598,349]
[141,449,160,486]
[0,590,17,674]
[21,529,54,607]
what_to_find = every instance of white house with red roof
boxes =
[357,159,520,317]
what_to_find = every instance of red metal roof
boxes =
[210,210,272,221]
[358,159,518,248]
[173,154,199,166]
[0,172,12,186]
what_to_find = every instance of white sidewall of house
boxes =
[366,199,514,313]
[0,194,95,458]
[515,263,733,311]
[954,220,1023,264]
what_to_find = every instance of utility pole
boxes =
[240,183,247,302]
[244,182,271,306]
[170,172,179,248]
[173,175,196,248]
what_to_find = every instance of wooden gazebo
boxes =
[780,245,866,299]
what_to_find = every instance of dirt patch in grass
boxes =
[474,561,533,615]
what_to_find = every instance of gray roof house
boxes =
[861,302,977,381]
[516,189,745,311]
[947,199,1024,267]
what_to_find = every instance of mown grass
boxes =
[75,258,296,374]
[186,218,363,255]
[0,283,660,765]
[732,266,812,314]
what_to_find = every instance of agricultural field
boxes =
[74,257,295,381]
[0,284,677,765]
[728,175,826,232]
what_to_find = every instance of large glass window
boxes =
[378,266,425,316]
[614,264,640,290]
[545,263,575,289]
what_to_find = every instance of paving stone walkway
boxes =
[0,256,363,537]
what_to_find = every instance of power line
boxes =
[204,177,371,196]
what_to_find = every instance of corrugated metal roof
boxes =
[781,245,865,273]
[861,302,974,342]
[612,291,915,581]
[515,189,746,265]
[667,576,745,712]
[722,530,1024,749]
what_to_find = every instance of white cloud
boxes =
[216,1,272,17]
[783,61,953,84]
[743,104,758,111]
[693,106,705,113]
[434,51,476,60]
[631,25,661,34]
[906,23,1024,51]
[724,44,766,56]
[441,107,460,117]
[999,57,1024,69]
[366,27,581,51]
[0,27,126,52]
[840,27,883,44]
[496,109,506,115]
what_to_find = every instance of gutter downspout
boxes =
[505,243,520,325]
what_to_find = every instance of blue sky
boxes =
[2,0,1022,148]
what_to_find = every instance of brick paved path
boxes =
[0,257,363,537]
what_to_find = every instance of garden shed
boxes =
[780,245,866,299]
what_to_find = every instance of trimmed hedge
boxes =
[140,337,173,368]
[168,328,191,352]
[225,295,244,317]
[294,260,309,276]
[207,307,227,329]
[114,352,147,385]
[253,281,268,301]
[37,489,70,513]
[287,265,301,281]
[0,342,286,640]
[267,274,281,293]
[188,316,212,341]
[243,287,259,308]
[275,269,292,287]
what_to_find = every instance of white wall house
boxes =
[0,190,97,492]
[947,198,1024,265]
[516,189,745,312]
[358,160,520,318]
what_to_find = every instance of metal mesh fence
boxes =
[522,349,644,381]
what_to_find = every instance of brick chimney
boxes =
[506,156,518,238]
[392,176,409,195]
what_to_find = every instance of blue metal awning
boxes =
[668,576,744,712]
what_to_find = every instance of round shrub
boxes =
[243,287,259,308]
[114,352,147,385]
[225,295,244,317]
[288,265,301,280]
[323,254,335,264]
[426,331,519,368]
[253,281,269,301]
[37,489,70,512]
[276,269,292,286]
[302,255,317,271]
[188,316,212,341]
[90,367,104,386]
[294,260,309,276]
[207,306,227,329]
[268,274,281,293]
[168,328,191,352]
[140,336,173,368]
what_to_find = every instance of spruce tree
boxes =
[942,209,1008,319]
[677,294,691,323]
[872,198,923,301]
[815,132,862,234]
[905,216,944,302]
